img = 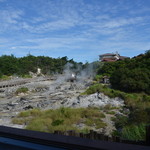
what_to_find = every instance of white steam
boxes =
[48,62,96,93]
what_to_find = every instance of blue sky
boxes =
[0,0,150,62]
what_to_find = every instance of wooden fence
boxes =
[53,126,150,146]
[0,79,28,88]
[0,126,149,150]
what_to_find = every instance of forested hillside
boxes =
[0,54,83,77]
[98,50,150,94]
[96,50,150,141]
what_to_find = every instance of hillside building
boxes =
[99,52,129,62]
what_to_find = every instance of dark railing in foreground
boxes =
[0,126,150,150]
[53,130,146,146]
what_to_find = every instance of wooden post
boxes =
[89,130,94,139]
[93,131,98,140]
[79,133,84,138]
[54,130,59,134]
[146,125,150,145]
[112,136,117,142]
[115,136,121,142]
[97,133,104,140]
[104,135,109,141]
[89,130,97,140]
[67,130,76,136]
[54,130,62,135]
[65,131,69,136]
[85,133,90,139]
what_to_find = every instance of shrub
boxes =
[18,109,42,117]
[82,84,103,95]
[21,74,32,78]
[82,83,126,99]
[18,111,31,117]
[12,118,25,125]
[30,109,42,117]
[106,111,116,115]
[114,115,128,129]
[143,95,150,102]
[26,118,53,132]
[121,124,146,141]
[95,121,107,129]
[128,109,150,124]
[94,75,103,82]
[15,87,28,94]
[0,75,11,80]
[51,120,64,126]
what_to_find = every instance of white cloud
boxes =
[102,17,143,28]
[0,0,150,62]
[9,36,91,51]
[0,0,147,35]
[31,19,76,33]
[0,8,24,32]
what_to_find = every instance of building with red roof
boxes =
[99,52,129,62]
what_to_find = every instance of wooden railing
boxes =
[0,77,53,89]
[53,127,149,146]
[0,126,149,150]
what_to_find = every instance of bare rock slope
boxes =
[0,76,124,134]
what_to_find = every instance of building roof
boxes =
[99,52,130,62]
[99,53,117,56]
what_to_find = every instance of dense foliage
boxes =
[97,50,150,94]
[0,54,83,77]
[96,50,150,141]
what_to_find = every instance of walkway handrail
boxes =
[0,126,149,150]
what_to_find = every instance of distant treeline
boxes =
[0,54,84,77]
[97,50,150,94]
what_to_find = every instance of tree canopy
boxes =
[0,54,82,77]
[97,50,150,94]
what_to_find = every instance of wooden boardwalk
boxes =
[0,79,29,88]
[0,77,53,89]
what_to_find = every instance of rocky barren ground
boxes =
[0,75,124,135]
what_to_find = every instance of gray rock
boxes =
[24,105,34,110]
